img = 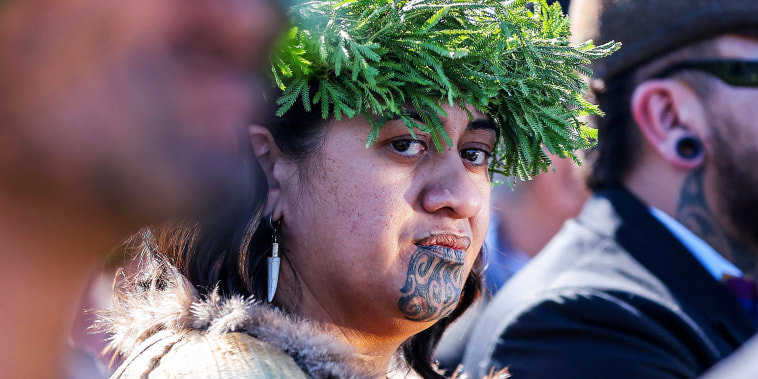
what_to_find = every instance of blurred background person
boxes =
[484,155,588,292]
[435,153,588,371]
[0,0,284,377]
[463,0,758,377]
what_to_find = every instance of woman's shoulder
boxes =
[99,254,376,378]
[112,329,308,378]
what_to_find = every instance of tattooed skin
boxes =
[398,245,465,322]
[677,168,756,274]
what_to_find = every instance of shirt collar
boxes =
[650,206,742,280]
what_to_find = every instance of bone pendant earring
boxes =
[267,216,281,303]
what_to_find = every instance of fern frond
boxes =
[270,0,620,178]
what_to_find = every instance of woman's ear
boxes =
[249,125,288,217]
[631,79,706,170]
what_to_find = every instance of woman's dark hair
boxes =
[144,85,484,377]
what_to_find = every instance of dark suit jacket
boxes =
[462,188,756,378]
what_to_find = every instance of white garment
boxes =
[650,207,741,280]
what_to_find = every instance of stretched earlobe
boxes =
[664,130,705,169]
[631,80,706,171]
[675,135,703,161]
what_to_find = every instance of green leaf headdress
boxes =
[271,0,618,179]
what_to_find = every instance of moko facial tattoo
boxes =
[271,0,618,179]
[399,244,466,321]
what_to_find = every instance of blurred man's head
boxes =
[570,0,758,266]
[570,0,758,189]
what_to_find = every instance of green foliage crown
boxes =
[271,0,619,179]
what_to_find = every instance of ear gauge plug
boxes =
[675,135,703,161]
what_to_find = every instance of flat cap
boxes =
[570,0,758,81]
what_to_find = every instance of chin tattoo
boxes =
[397,246,465,322]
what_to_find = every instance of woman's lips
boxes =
[416,234,471,251]
[415,234,471,264]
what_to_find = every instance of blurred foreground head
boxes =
[0,0,284,229]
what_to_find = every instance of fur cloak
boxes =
[97,254,507,378]
[97,254,384,378]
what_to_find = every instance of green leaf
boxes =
[270,0,620,178]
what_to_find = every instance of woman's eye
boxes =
[391,139,427,157]
[460,148,490,166]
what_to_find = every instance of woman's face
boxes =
[275,104,495,334]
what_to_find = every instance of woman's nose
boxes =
[420,155,484,219]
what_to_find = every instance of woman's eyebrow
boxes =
[388,107,423,121]
[468,118,497,132]
[403,109,423,122]
[390,111,496,132]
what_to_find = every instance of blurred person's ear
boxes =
[631,79,707,170]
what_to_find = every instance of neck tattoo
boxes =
[677,169,756,276]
